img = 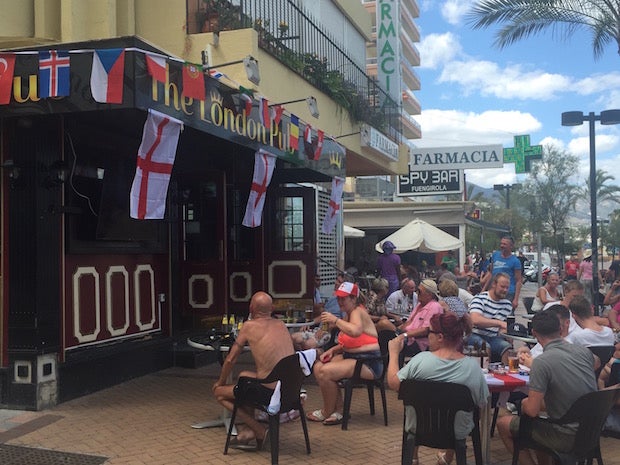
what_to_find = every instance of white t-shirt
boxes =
[565,326,615,347]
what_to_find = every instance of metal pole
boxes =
[589,113,600,312]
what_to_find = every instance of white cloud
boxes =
[419,32,462,69]
[440,0,475,25]
[439,60,572,100]
[416,109,541,147]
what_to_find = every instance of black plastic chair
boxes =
[340,330,397,430]
[588,345,616,379]
[224,353,310,465]
[511,386,620,465]
[398,379,483,465]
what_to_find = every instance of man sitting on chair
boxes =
[212,291,295,451]
[497,309,597,465]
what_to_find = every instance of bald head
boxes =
[250,291,273,316]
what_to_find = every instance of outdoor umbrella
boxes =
[375,218,463,254]
[344,225,365,238]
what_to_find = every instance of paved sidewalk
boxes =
[0,283,617,464]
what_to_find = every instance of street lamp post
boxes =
[493,183,521,209]
[561,110,620,311]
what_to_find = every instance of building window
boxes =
[275,196,304,252]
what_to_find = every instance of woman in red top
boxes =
[307,282,380,425]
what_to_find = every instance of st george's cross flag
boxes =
[90,49,125,103]
[0,53,16,105]
[321,176,344,234]
[39,50,70,98]
[130,109,183,220]
[242,149,276,228]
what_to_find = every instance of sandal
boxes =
[306,409,326,422]
[323,412,343,425]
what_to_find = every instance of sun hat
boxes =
[419,279,439,297]
[583,249,592,259]
[382,241,396,251]
[335,281,360,297]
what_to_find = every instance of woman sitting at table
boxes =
[307,281,381,426]
[387,312,489,465]
[530,271,561,312]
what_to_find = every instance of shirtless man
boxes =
[212,291,294,450]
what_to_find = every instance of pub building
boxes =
[0,37,345,410]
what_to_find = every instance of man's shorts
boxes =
[510,416,575,452]
[233,378,274,409]
[465,333,511,363]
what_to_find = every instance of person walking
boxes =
[578,249,594,304]
[377,240,401,295]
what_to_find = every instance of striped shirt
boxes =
[469,291,513,338]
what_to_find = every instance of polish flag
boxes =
[145,54,166,83]
[130,109,183,219]
[242,150,277,228]
[90,49,125,104]
[0,53,16,105]
[321,177,344,234]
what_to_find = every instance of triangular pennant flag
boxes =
[259,97,271,129]
[321,177,344,234]
[289,114,299,150]
[182,63,206,100]
[242,149,277,228]
[146,54,166,83]
[314,130,324,161]
[130,109,183,220]
[208,68,224,80]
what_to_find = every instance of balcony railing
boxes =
[187,0,401,138]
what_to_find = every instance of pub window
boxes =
[274,196,304,252]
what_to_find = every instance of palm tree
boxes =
[467,1,620,59]
[583,169,620,204]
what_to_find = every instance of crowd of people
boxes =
[209,235,620,463]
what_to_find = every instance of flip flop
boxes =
[322,412,343,425]
[257,428,270,451]
[229,437,258,452]
[306,409,326,422]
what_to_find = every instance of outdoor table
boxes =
[503,333,538,347]
[481,370,530,464]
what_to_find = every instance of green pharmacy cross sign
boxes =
[503,135,542,173]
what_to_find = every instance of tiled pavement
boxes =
[1,355,619,465]
[0,283,619,465]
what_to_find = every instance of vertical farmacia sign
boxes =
[377,0,402,108]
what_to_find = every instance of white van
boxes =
[523,252,551,267]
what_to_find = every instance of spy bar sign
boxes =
[398,169,463,196]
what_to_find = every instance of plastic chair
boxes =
[224,353,310,465]
[340,330,397,430]
[398,379,483,465]
[588,345,616,378]
[511,386,620,465]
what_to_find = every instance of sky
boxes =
[413,0,620,189]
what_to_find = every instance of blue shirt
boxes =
[491,251,521,294]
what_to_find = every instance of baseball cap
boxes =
[382,241,396,251]
[335,282,360,297]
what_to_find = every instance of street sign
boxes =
[397,169,463,196]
